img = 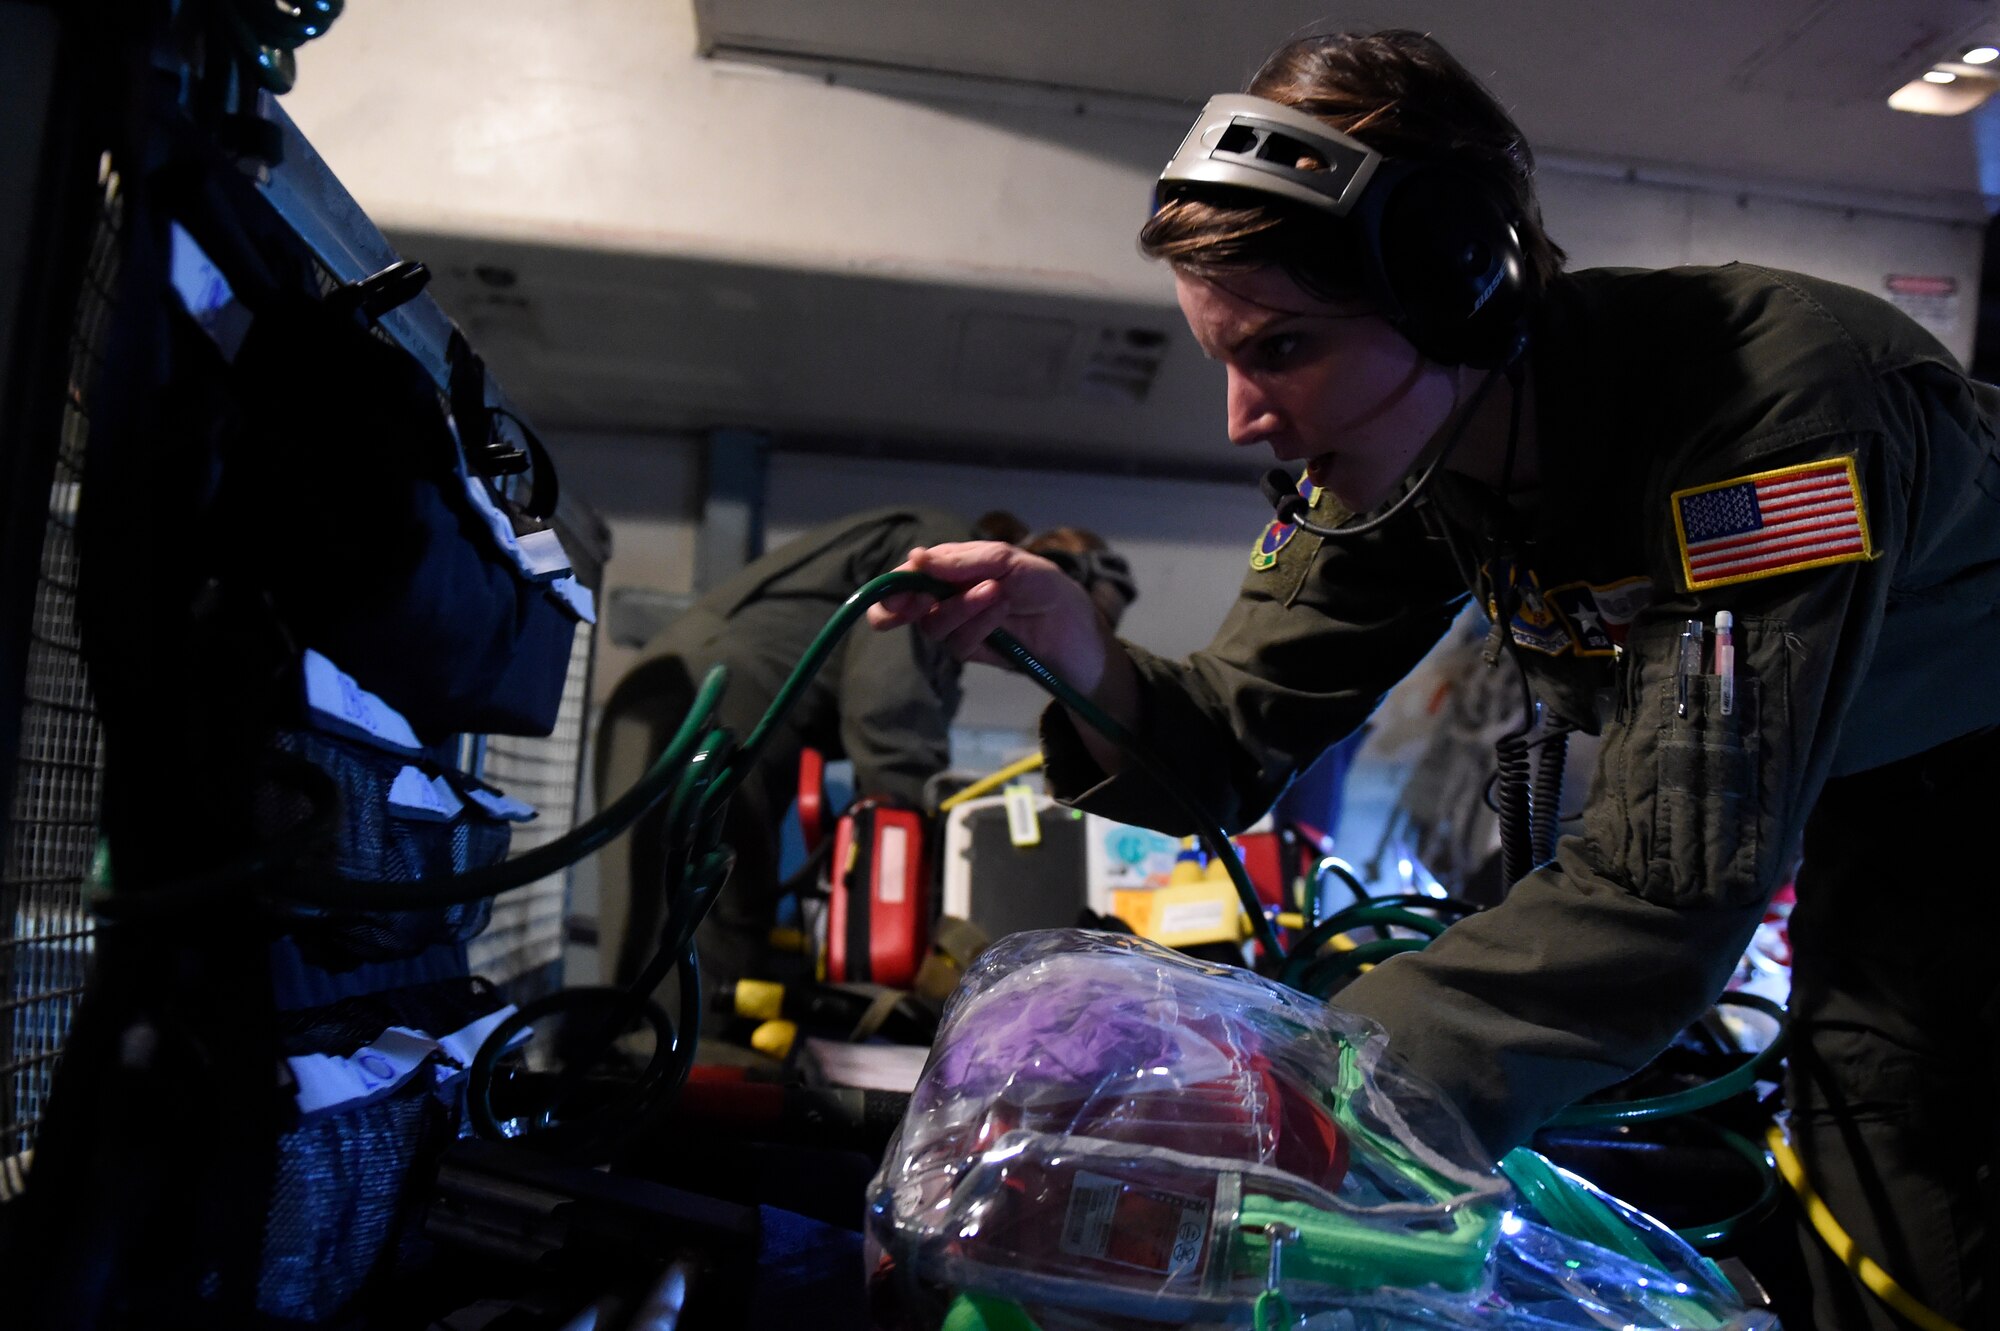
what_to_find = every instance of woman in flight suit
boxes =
[870,30,1998,1328]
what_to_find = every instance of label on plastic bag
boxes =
[168,223,252,361]
[434,1004,522,1074]
[287,1006,521,1118]
[1058,1170,1210,1276]
[514,528,571,580]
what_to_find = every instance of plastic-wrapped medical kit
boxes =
[867,930,1774,1330]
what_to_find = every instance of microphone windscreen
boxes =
[1259,469,1306,521]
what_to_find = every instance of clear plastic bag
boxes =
[866,930,1774,1330]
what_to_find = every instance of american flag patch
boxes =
[1672,457,1872,591]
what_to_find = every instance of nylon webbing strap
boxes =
[850,987,907,1042]
[914,916,989,1005]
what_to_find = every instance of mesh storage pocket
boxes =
[269,729,509,962]
[259,1072,448,1322]
[258,976,501,1321]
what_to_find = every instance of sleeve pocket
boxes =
[1648,673,1763,907]
[1583,616,1789,910]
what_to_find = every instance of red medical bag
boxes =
[824,800,928,989]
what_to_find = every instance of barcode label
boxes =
[1003,783,1042,847]
[1059,1171,1120,1259]
[1057,1170,1210,1277]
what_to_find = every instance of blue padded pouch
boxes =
[217,287,580,739]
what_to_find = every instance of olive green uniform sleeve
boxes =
[1043,509,1466,834]
[1337,364,1990,1155]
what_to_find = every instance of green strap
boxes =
[941,1292,1042,1331]
[1253,1288,1294,1330]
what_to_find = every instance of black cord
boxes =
[88,751,343,921]
[1493,726,1535,889]
[1277,361,1511,540]
[1480,722,1578,816]
[984,628,1284,963]
[92,667,735,920]
[1530,726,1571,865]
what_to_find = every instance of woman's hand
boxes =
[870,542,1143,776]
[866,540,1103,678]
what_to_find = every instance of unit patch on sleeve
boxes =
[1249,472,1325,571]
[1483,560,1569,655]
[1671,457,1872,591]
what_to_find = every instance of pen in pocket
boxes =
[1713,610,1735,717]
[1675,619,1703,719]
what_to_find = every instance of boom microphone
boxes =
[1260,469,1310,525]
[1253,360,1514,541]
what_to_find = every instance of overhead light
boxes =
[1890,66,1998,115]
[1965,46,2000,64]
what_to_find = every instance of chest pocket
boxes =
[1583,616,1791,909]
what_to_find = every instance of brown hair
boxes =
[1021,526,1107,559]
[1139,31,1565,299]
[971,509,1031,544]
[1023,526,1135,628]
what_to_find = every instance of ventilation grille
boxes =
[468,619,594,1001]
[1,154,121,1183]
[950,311,1171,404]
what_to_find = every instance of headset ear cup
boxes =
[1374,168,1527,367]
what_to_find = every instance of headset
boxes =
[1158,94,1529,370]
[1157,93,1534,540]
[1036,546,1138,610]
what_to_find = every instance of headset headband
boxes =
[1157,94,1384,218]
[1152,91,1530,371]
[1039,547,1137,608]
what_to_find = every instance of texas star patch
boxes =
[1486,562,1654,657]
[1545,575,1654,657]
[1672,457,1872,591]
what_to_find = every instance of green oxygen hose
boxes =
[455,568,1286,1151]
[1543,991,1789,1127]
[977,617,1283,964]
[96,568,1282,969]
[91,666,734,919]
[1292,937,1433,997]
[681,566,1283,960]
[268,667,735,912]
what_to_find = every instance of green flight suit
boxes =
[596,507,972,1029]
[1043,264,1999,1326]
